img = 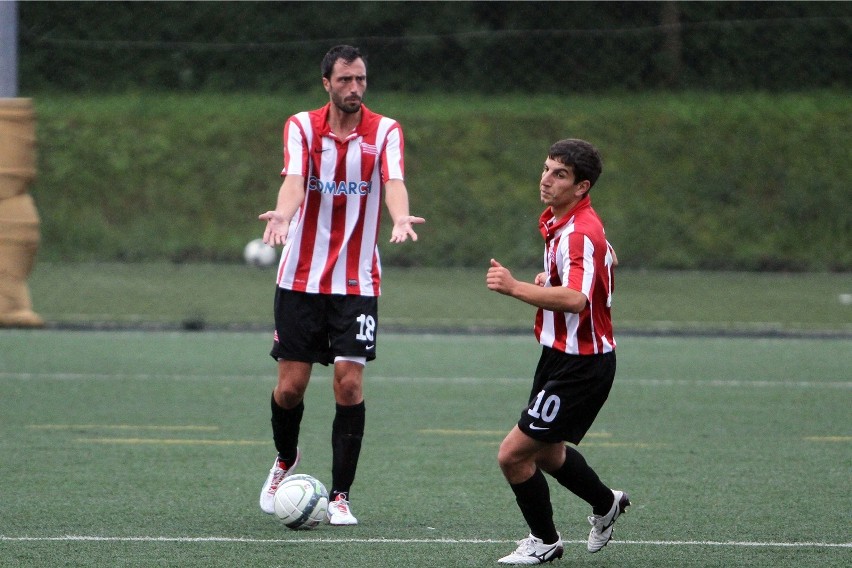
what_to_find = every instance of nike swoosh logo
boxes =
[366,344,375,350]
[528,424,549,431]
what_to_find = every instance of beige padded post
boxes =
[0,98,43,327]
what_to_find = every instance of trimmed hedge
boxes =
[27,91,851,271]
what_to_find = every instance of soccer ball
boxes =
[273,474,329,530]
[243,238,277,267]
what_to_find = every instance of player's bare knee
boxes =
[275,383,307,408]
[497,440,523,473]
[331,375,360,403]
[332,364,364,403]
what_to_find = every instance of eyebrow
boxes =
[545,162,571,175]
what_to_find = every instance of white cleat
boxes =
[587,489,630,553]
[326,493,358,525]
[258,448,300,514]
[498,533,564,565]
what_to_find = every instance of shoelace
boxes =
[514,536,538,554]
[588,513,613,531]
[267,467,287,494]
[332,498,351,514]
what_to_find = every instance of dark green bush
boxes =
[18,2,851,93]
[28,91,851,271]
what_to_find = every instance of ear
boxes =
[575,180,591,197]
[322,77,331,93]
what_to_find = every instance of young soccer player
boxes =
[486,139,629,564]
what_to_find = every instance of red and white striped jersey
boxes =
[534,197,616,355]
[275,103,404,296]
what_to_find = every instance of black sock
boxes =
[331,401,365,497]
[270,393,303,466]
[549,445,614,515]
[509,469,559,544]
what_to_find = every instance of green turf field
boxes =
[25,263,852,334]
[1,331,849,567]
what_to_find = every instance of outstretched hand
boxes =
[258,211,289,247]
[390,215,426,243]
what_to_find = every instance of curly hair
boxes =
[548,139,603,188]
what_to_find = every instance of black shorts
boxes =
[517,347,616,444]
[270,288,378,366]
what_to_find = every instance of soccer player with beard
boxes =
[257,45,424,526]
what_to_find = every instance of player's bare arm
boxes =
[487,259,588,313]
[384,179,426,243]
[259,175,306,246]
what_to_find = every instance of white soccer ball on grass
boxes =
[243,238,277,267]
[273,474,329,530]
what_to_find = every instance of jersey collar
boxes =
[315,103,376,141]
[539,196,592,238]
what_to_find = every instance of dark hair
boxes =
[548,139,603,188]
[321,45,365,79]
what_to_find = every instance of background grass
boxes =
[0,332,850,567]
[26,263,852,334]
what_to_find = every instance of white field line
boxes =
[0,535,849,548]
[0,372,850,389]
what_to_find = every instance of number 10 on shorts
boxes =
[528,390,560,423]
